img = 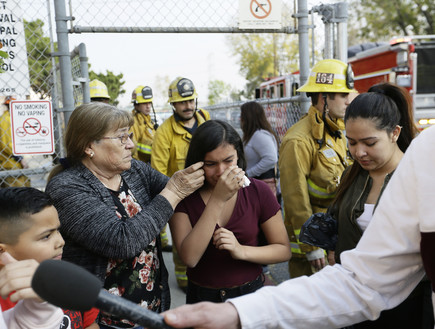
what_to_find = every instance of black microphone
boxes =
[31,259,175,329]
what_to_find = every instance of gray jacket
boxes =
[46,159,172,310]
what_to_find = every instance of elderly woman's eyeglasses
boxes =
[101,132,133,144]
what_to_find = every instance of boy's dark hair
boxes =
[185,120,246,170]
[0,187,54,244]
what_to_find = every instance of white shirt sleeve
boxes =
[229,126,435,329]
[0,306,7,329]
[3,300,64,329]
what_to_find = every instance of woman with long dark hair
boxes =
[240,101,279,196]
[169,120,291,304]
[329,82,432,328]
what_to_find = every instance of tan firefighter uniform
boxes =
[131,85,157,163]
[131,111,155,163]
[279,59,356,278]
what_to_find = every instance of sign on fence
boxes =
[0,0,31,96]
[239,0,282,29]
[10,100,54,155]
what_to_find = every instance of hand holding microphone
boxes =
[31,259,175,329]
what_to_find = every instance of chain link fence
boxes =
[1,0,314,189]
[205,97,302,141]
[1,0,60,189]
[68,0,296,31]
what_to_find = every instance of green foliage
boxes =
[349,0,435,43]
[24,19,55,98]
[89,70,126,106]
[0,46,7,74]
[207,80,240,105]
[227,33,299,97]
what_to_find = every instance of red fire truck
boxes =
[257,36,435,130]
[349,36,435,129]
[256,73,300,99]
[255,74,301,139]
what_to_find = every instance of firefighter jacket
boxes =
[151,109,208,177]
[131,110,156,163]
[0,110,22,170]
[329,167,393,263]
[278,106,352,258]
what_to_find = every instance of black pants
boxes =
[186,274,264,304]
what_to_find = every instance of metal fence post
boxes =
[53,0,75,125]
[335,2,348,62]
[297,0,311,114]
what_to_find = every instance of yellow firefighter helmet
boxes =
[168,77,198,103]
[132,85,153,104]
[89,79,110,100]
[297,59,357,93]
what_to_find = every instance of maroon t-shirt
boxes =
[175,179,281,288]
[421,232,435,292]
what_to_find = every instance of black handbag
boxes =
[299,212,338,250]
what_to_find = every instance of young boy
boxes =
[0,187,100,329]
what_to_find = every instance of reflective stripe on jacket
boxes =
[307,178,337,199]
[131,111,156,163]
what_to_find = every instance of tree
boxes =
[348,0,435,43]
[227,33,299,98]
[89,70,126,106]
[24,19,55,99]
[0,43,7,73]
[208,80,238,105]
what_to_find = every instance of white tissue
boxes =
[243,175,251,188]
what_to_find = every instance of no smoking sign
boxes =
[10,100,54,155]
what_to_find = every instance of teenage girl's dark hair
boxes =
[332,82,418,207]
[185,120,246,170]
[240,101,279,146]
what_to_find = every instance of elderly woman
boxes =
[46,103,204,329]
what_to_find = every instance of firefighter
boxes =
[279,59,355,278]
[130,85,158,163]
[151,77,209,291]
[89,79,110,103]
[0,96,30,187]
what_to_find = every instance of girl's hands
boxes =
[211,166,245,202]
[213,227,245,260]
